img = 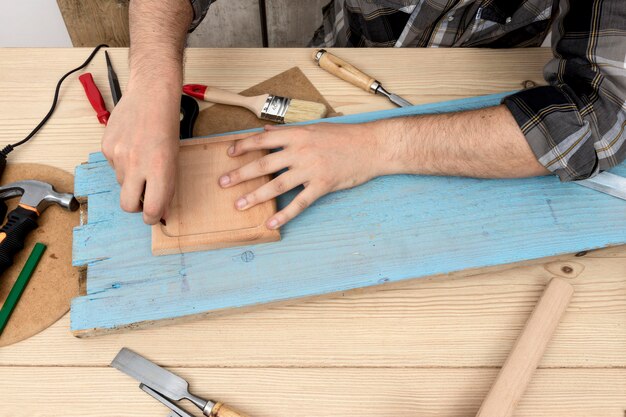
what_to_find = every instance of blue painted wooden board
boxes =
[71,92,626,335]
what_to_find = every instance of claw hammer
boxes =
[0,180,78,274]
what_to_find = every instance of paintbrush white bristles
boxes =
[284,99,328,123]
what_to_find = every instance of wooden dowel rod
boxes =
[475,277,574,417]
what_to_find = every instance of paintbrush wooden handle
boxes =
[475,277,574,417]
[209,402,250,417]
[313,49,376,93]
[183,84,268,117]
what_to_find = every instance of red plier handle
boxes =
[79,73,110,125]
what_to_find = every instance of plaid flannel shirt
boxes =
[191,0,626,181]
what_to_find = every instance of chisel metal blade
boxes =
[374,86,413,107]
[387,93,413,108]
[141,383,195,417]
[576,171,626,201]
[110,348,211,412]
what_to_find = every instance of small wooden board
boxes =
[152,133,280,255]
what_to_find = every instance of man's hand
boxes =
[218,123,393,229]
[102,0,192,224]
[101,86,181,224]
[219,106,548,229]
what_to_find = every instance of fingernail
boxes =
[219,175,230,186]
[267,218,279,229]
[235,197,248,210]
[228,146,235,155]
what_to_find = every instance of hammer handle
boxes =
[0,205,39,275]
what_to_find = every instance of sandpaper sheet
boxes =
[0,164,79,347]
[192,66,339,136]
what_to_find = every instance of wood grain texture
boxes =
[57,0,263,48]
[212,402,250,417]
[476,278,574,417]
[315,49,378,92]
[152,134,279,255]
[2,254,625,368]
[70,92,626,336]
[0,48,552,173]
[1,48,625,417]
[2,367,626,417]
[56,0,130,47]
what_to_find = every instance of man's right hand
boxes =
[101,83,181,225]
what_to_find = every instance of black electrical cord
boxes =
[0,43,109,158]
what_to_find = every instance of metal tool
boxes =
[0,180,78,274]
[577,171,626,200]
[141,384,195,417]
[313,49,413,107]
[105,51,122,106]
[111,348,249,417]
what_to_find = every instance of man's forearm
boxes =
[374,105,549,179]
[128,0,193,93]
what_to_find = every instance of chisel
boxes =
[111,348,250,417]
[312,49,413,107]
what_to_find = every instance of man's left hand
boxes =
[218,123,390,229]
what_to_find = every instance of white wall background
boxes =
[0,1,72,47]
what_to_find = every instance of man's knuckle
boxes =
[142,203,161,219]
[253,133,266,145]
[295,197,309,211]
[229,170,241,183]
[256,157,270,173]
[273,179,286,193]
[120,199,135,212]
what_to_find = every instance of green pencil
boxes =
[0,242,46,336]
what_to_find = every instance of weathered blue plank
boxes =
[71,93,626,334]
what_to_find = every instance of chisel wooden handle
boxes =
[209,402,250,417]
[312,49,376,93]
[475,278,574,417]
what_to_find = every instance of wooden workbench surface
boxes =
[0,48,624,416]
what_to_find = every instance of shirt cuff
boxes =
[188,0,215,32]
[502,85,599,182]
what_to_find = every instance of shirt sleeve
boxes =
[188,0,216,32]
[502,0,626,181]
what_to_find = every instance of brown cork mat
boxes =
[193,66,339,136]
[0,164,79,347]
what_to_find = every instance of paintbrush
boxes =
[183,84,328,123]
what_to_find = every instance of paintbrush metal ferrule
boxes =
[260,95,291,123]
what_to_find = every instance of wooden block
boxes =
[151,133,280,255]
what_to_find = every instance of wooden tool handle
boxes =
[313,49,376,93]
[209,402,250,417]
[200,86,268,117]
[475,278,574,417]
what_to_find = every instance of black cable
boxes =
[0,43,109,157]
